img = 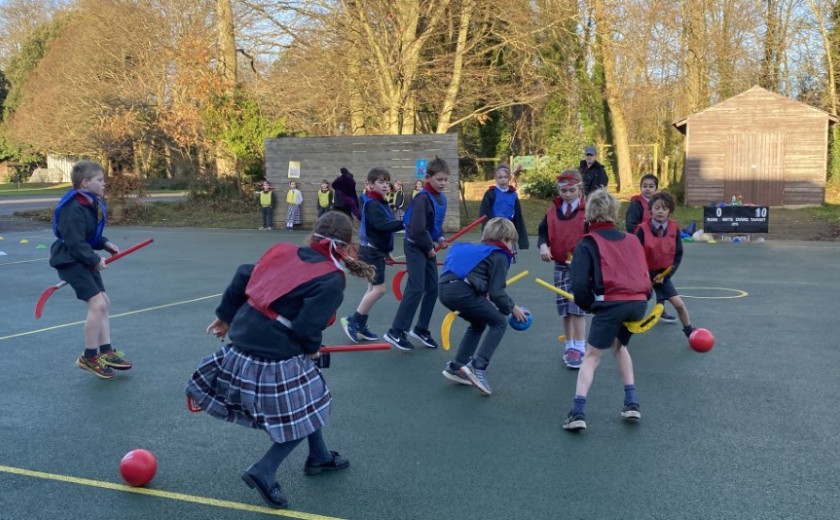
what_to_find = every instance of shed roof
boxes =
[673,85,838,134]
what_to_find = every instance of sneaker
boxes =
[660,310,677,324]
[409,328,438,349]
[621,403,641,421]
[441,363,471,385]
[340,316,359,343]
[459,363,492,395]
[563,349,583,369]
[99,350,133,370]
[562,412,586,431]
[356,324,379,341]
[75,355,115,379]
[384,329,413,351]
[304,451,350,476]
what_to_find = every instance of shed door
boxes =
[725,133,785,206]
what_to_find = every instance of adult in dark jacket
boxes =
[331,167,360,220]
[579,146,608,197]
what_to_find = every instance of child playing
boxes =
[537,170,588,369]
[285,181,303,231]
[384,157,450,351]
[411,179,424,198]
[186,211,375,509]
[563,188,652,431]
[316,179,334,218]
[624,174,657,233]
[50,161,130,379]
[625,174,678,323]
[634,192,697,339]
[392,180,406,221]
[259,181,276,230]
[478,163,529,251]
[341,168,405,343]
[438,217,529,395]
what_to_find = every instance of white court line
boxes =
[0,257,49,266]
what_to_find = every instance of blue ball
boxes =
[509,308,533,331]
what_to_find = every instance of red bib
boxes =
[245,243,343,320]
[629,195,651,232]
[639,219,678,271]
[547,198,586,261]
[589,231,650,302]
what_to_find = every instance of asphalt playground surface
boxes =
[1,223,839,519]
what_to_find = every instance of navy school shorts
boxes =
[56,263,105,301]
[653,278,679,302]
[587,300,647,350]
[359,246,387,286]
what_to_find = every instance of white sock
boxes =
[565,340,574,352]
[573,340,586,353]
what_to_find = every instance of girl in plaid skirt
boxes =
[285,181,303,231]
[537,170,589,369]
[186,211,375,509]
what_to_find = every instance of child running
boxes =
[341,168,405,342]
[50,161,130,379]
[316,179,334,218]
[478,163,529,251]
[537,170,588,369]
[259,180,276,230]
[285,181,303,231]
[185,211,375,509]
[563,189,652,432]
[634,192,697,339]
[625,174,677,323]
[439,217,529,395]
[384,157,450,351]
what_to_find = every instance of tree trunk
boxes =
[593,0,632,192]
[215,0,237,178]
[436,0,474,134]
[682,1,709,113]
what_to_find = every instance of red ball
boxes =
[119,449,157,487]
[689,328,715,353]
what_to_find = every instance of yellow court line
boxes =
[0,294,222,342]
[0,464,345,520]
[677,287,749,299]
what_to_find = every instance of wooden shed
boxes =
[673,86,837,206]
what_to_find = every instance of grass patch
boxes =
[0,182,72,196]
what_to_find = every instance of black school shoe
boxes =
[241,471,288,508]
[304,451,350,476]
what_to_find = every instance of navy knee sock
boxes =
[84,348,98,359]
[572,395,587,415]
[624,384,638,405]
[251,439,303,483]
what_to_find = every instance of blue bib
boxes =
[403,190,447,240]
[492,188,517,220]
[53,190,106,245]
[360,193,395,250]
[442,243,510,279]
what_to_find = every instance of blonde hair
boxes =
[481,217,518,244]
[584,188,620,223]
[308,211,375,281]
[71,161,105,190]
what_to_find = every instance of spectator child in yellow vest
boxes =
[317,180,334,218]
[259,181,276,230]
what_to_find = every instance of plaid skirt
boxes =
[286,204,302,225]
[185,344,331,443]
[554,263,587,317]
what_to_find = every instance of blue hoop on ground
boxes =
[677,287,748,299]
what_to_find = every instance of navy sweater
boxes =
[50,196,109,269]
[217,248,345,360]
